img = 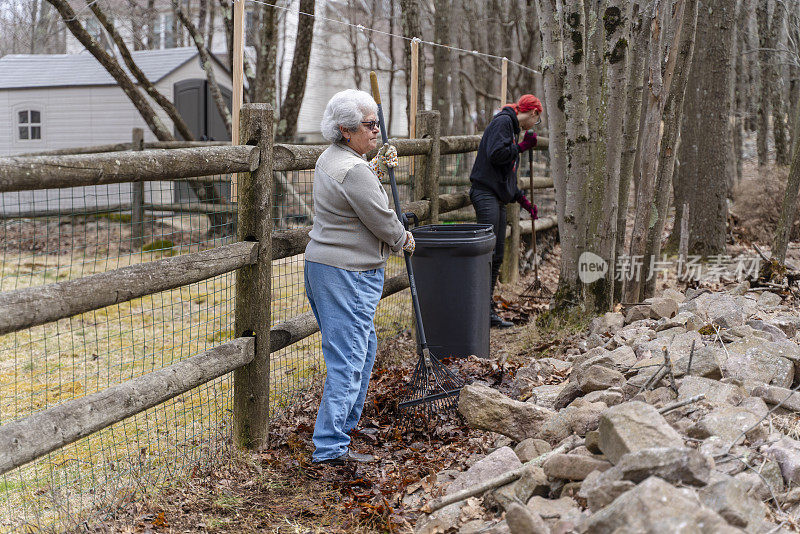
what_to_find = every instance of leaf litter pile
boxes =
[96,267,576,533]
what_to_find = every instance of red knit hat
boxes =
[510,94,543,114]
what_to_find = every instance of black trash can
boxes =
[410,224,495,358]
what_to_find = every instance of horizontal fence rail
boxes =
[0,146,260,192]
[0,240,259,336]
[0,337,255,476]
[16,140,232,157]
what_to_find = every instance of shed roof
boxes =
[0,47,227,90]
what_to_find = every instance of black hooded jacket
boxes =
[469,106,523,204]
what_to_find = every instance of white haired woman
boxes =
[305,89,415,466]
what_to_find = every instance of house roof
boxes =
[0,47,228,90]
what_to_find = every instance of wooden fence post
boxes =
[131,128,145,247]
[233,104,273,450]
[500,203,521,284]
[416,110,441,224]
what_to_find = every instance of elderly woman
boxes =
[305,89,415,465]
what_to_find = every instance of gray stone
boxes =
[612,446,712,486]
[668,331,705,361]
[552,381,584,411]
[722,338,796,388]
[608,346,637,368]
[458,384,556,441]
[491,464,549,511]
[598,401,684,464]
[542,453,612,481]
[625,305,651,324]
[699,478,767,530]
[414,447,522,533]
[579,477,736,533]
[649,297,679,319]
[528,383,568,410]
[505,503,550,534]
[673,346,723,379]
[577,469,636,511]
[583,388,624,406]
[678,375,746,406]
[514,438,552,463]
[589,312,625,335]
[577,365,625,393]
[729,281,750,296]
[537,358,573,374]
[699,438,749,476]
[766,436,800,485]
[746,319,787,342]
[751,383,800,412]
[663,288,687,303]
[737,396,769,418]
[585,430,601,454]
[733,459,785,501]
[538,399,608,444]
[769,316,800,338]
[757,291,783,307]
[526,497,581,527]
[688,405,766,444]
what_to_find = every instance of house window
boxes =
[17,110,42,141]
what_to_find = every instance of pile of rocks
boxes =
[412,285,800,533]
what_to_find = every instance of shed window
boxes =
[17,110,42,140]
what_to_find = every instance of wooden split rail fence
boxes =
[0,105,554,477]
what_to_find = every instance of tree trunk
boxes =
[432,0,451,135]
[770,2,790,165]
[175,1,232,136]
[584,0,632,311]
[756,0,771,166]
[255,2,278,106]
[536,0,570,303]
[207,0,215,50]
[147,0,157,49]
[88,0,196,141]
[773,91,800,264]
[643,0,699,299]
[276,0,315,142]
[614,0,651,304]
[401,0,425,121]
[687,0,735,256]
[624,0,674,303]
[559,0,591,307]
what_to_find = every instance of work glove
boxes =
[517,130,538,153]
[368,143,399,180]
[518,194,538,220]
[402,231,415,254]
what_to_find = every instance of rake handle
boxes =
[370,71,429,351]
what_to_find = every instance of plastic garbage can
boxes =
[410,223,495,358]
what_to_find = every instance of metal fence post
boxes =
[130,128,145,247]
[416,110,441,224]
[233,104,273,449]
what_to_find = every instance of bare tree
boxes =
[686,0,736,256]
[276,0,315,141]
[431,0,451,134]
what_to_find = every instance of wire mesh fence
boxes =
[0,175,238,531]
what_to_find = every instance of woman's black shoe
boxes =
[490,312,513,328]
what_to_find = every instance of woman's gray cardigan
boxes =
[305,142,406,271]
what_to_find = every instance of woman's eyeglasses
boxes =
[534,117,542,126]
[361,120,380,130]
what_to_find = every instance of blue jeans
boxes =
[304,260,384,462]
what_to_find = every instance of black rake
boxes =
[369,71,465,425]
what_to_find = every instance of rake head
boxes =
[522,277,553,300]
[398,348,464,426]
